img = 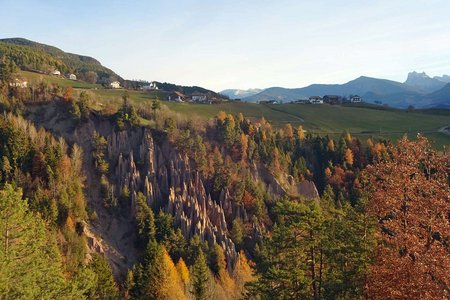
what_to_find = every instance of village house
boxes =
[69,74,77,80]
[167,91,185,102]
[350,95,363,103]
[323,95,342,105]
[142,81,158,90]
[9,78,28,88]
[309,96,323,104]
[191,93,208,102]
[110,81,121,89]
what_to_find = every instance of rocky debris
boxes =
[295,180,320,199]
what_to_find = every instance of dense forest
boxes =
[0,57,449,300]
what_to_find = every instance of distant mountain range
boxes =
[220,88,264,99]
[237,72,450,108]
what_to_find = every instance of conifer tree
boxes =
[0,184,71,299]
[88,253,119,299]
[191,251,210,300]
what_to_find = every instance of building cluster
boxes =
[165,91,213,104]
[291,95,363,105]
[51,69,77,81]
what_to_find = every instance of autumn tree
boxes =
[344,148,354,166]
[63,86,73,102]
[297,125,305,141]
[284,123,294,140]
[363,135,450,300]
[176,258,190,293]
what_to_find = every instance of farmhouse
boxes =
[52,70,61,76]
[350,95,363,103]
[323,95,342,105]
[110,81,121,89]
[69,74,77,80]
[167,91,185,102]
[143,81,158,90]
[9,78,28,88]
[191,93,208,102]
[309,96,323,104]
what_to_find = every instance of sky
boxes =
[1,0,450,91]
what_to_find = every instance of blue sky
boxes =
[1,0,450,91]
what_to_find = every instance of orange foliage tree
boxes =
[363,136,449,299]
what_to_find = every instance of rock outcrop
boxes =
[107,128,237,269]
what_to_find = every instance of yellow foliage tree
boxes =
[345,148,354,166]
[147,246,187,300]
[284,123,294,139]
[327,139,335,152]
[325,167,332,177]
[297,125,305,140]
[240,133,248,163]
[217,111,227,124]
[176,258,190,292]
[233,251,254,298]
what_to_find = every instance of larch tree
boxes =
[363,135,449,300]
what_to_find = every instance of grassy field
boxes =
[20,72,450,148]
[20,71,101,89]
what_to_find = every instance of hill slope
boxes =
[0,37,121,83]
[423,83,450,108]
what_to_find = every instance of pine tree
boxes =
[88,253,119,299]
[191,251,210,300]
[135,192,155,246]
[0,184,71,299]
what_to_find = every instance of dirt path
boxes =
[439,126,450,136]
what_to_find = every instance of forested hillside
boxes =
[0,54,449,299]
[0,38,120,83]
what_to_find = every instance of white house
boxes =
[191,93,207,102]
[143,81,158,90]
[9,78,28,88]
[309,96,323,104]
[110,81,121,89]
[168,91,185,102]
[52,70,61,76]
[350,95,362,103]
[69,74,77,80]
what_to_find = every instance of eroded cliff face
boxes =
[107,128,238,269]
[25,103,320,276]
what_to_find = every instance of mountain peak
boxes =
[404,71,446,93]
[407,71,430,80]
